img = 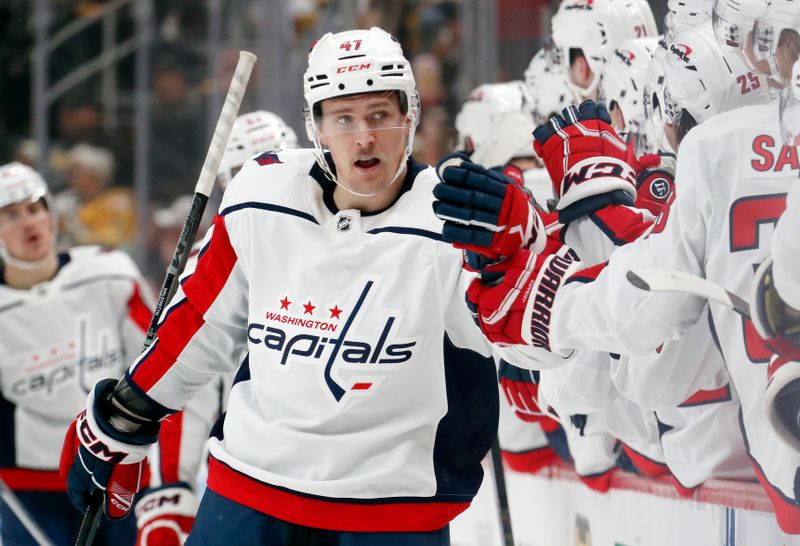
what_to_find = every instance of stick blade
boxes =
[627,268,751,319]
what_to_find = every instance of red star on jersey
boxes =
[329,305,342,319]
[303,301,316,315]
[280,297,291,310]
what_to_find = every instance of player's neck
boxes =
[4,252,60,289]
[333,165,407,213]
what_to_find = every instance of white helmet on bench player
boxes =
[552,0,658,98]
[455,81,536,168]
[219,110,298,187]
[0,162,54,269]
[664,22,770,145]
[303,27,420,196]
[599,36,660,136]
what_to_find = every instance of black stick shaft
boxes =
[491,439,515,546]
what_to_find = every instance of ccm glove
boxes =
[60,378,160,519]
[433,153,545,263]
[135,484,198,546]
[533,101,637,223]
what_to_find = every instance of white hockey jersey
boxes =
[124,149,499,532]
[546,101,800,533]
[0,247,151,490]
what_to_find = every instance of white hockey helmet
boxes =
[640,38,673,154]
[665,0,713,44]
[751,0,800,86]
[780,59,800,142]
[0,162,55,269]
[219,110,298,187]
[525,43,576,125]
[711,0,769,59]
[303,27,420,196]
[664,22,770,144]
[551,0,658,98]
[599,36,660,135]
[455,81,536,168]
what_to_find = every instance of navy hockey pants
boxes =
[186,489,450,546]
[0,490,136,546]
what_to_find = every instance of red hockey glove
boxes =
[135,485,197,545]
[533,101,637,224]
[433,153,545,262]
[633,153,675,216]
[466,247,580,356]
[497,360,559,432]
[60,379,159,520]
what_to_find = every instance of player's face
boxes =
[318,92,410,195]
[0,199,54,262]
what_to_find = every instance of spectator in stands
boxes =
[54,143,136,250]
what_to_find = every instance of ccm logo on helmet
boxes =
[336,63,372,74]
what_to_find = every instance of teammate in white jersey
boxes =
[0,161,152,545]
[60,27,501,546]
[434,0,800,533]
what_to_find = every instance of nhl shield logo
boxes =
[336,214,352,232]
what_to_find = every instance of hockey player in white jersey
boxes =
[751,59,800,452]
[60,27,501,546]
[0,162,152,545]
[551,0,658,101]
[433,0,800,533]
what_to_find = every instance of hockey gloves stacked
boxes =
[60,378,160,520]
[433,153,544,270]
[533,101,638,224]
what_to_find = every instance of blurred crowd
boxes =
[0,0,556,293]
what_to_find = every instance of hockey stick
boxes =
[0,475,55,546]
[74,50,257,546]
[490,439,515,546]
[625,268,751,318]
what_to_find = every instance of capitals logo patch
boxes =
[248,281,419,403]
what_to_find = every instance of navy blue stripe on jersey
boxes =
[0,392,15,466]
[366,226,445,242]
[588,211,629,247]
[220,202,319,225]
[232,354,251,386]
[210,411,226,441]
[61,274,138,292]
[432,334,498,499]
[0,300,24,315]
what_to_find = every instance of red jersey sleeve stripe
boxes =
[127,282,153,333]
[131,215,238,392]
[158,411,184,484]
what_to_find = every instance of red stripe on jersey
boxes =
[568,261,607,284]
[127,282,152,333]
[351,382,372,390]
[592,205,653,244]
[620,443,670,478]
[577,467,617,493]
[501,447,558,474]
[132,215,238,392]
[751,461,800,534]
[159,411,184,484]
[206,457,470,532]
[678,384,732,408]
[0,468,65,491]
